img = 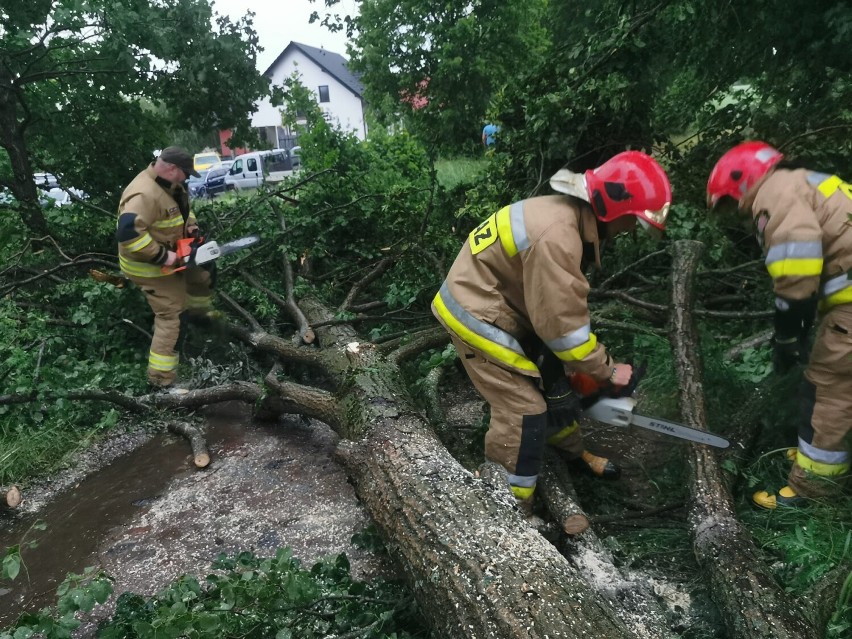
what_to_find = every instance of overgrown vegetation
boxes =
[1,0,850,635]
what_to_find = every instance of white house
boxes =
[251,41,367,147]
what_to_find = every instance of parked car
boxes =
[193,152,221,173]
[224,149,299,191]
[202,161,234,199]
[289,146,302,172]
[188,170,209,198]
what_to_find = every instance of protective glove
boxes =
[544,376,581,430]
[771,335,804,374]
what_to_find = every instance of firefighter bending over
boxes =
[432,151,672,513]
[707,141,851,508]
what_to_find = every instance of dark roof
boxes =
[264,42,364,99]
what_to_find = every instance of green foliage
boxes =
[346,0,550,152]
[0,0,270,232]
[94,548,425,639]
[1,561,112,639]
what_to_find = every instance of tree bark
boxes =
[668,239,817,639]
[254,297,642,638]
[167,422,210,468]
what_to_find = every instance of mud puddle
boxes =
[0,402,387,630]
[0,416,243,624]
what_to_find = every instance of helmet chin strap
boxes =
[549,169,590,202]
[637,217,664,241]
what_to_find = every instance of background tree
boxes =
[345,0,549,153]
[0,0,270,233]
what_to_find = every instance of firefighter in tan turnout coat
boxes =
[432,151,672,511]
[117,147,213,388]
[707,141,852,508]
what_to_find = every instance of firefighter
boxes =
[116,146,214,389]
[707,141,851,508]
[432,151,672,512]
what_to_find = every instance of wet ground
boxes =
[0,402,391,630]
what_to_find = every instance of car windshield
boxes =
[195,154,219,164]
[189,171,208,184]
[207,169,227,180]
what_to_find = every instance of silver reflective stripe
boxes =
[545,324,592,353]
[439,282,527,356]
[765,241,823,265]
[822,273,851,296]
[510,201,530,252]
[799,438,849,464]
[806,171,832,186]
[507,473,537,488]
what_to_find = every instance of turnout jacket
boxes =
[743,168,852,310]
[432,194,614,381]
[116,165,197,278]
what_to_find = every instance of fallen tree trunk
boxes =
[259,297,642,638]
[668,240,817,639]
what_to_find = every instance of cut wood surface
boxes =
[668,239,817,639]
[3,485,21,509]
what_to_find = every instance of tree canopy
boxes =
[0,0,270,232]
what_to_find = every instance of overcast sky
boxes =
[209,0,358,72]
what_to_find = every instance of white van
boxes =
[224,150,293,191]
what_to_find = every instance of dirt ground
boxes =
[1,401,396,633]
[2,370,702,635]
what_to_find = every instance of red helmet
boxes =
[585,151,672,230]
[706,141,783,208]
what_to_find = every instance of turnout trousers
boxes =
[450,335,584,499]
[791,304,852,497]
[128,267,212,387]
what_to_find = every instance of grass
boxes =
[434,156,489,190]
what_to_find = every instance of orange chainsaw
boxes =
[163,233,260,273]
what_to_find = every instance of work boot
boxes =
[752,485,804,510]
[569,450,621,480]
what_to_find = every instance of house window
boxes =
[318,85,330,103]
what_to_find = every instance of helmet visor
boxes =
[642,202,670,228]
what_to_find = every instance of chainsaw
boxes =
[571,366,730,449]
[164,233,260,273]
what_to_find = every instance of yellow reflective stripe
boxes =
[766,258,823,278]
[152,216,185,229]
[119,255,168,278]
[796,450,849,477]
[186,295,212,310]
[496,206,518,257]
[816,175,843,198]
[547,420,579,445]
[148,351,179,372]
[552,333,598,362]
[820,286,852,310]
[126,233,153,252]
[511,484,535,499]
[432,292,538,373]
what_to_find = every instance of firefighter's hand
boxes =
[186,223,200,238]
[609,363,633,387]
[163,250,178,266]
[544,377,580,429]
[772,335,805,373]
